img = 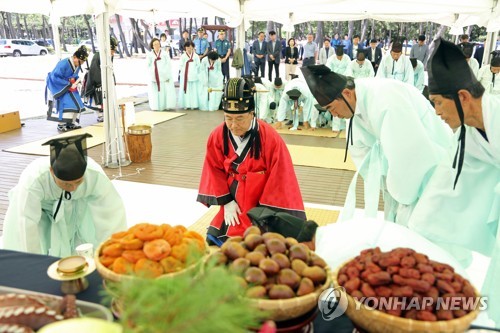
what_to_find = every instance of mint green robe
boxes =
[408,93,500,327]
[2,157,127,257]
[147,49,176,111]
[342,78,453,224]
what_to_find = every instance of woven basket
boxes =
[331,262,480,333]
[94,242,207,283]
[247,266,332,322]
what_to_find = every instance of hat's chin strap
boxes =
[340,95,355,163]
[53,191,72,221]
[452,94,466,190]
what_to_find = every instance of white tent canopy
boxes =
[0,0,499,31]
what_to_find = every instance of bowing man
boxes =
[3,134,127,257]
[376,41,414,85]
[197,77,305,246]
[408,39,500,327]
[198,51,224,111]
[301,65,452,224]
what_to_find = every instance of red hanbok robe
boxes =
[197,119,305,242]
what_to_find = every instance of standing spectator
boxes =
[194,27,209,60]
[46,46,88,132]
[204,32,212,51]
[178,41,200,109]
[160,33,173,59]
[266,31,281,81]
[198,51,224,111]
[331,33,342,46]
[178,29,190,53]
[366,38,383,74]
[342,34,351,55]
[302,33,318,67]
[347,34,361,60]
[410,35,429,67]
[83,37,118,122]
[147,38,176,111]
[252,31,267,78]
[285,38,299,80]
[459,34,469,44]
[214,29,232,83]
[410,58,425,93]
[318,39,332,65]
[376,42,414,85]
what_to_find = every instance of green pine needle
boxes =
[106,259,267,333]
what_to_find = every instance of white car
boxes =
[0,39,48,57]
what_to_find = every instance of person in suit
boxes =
[285,38,299,80]
[346,34,361,60]
[267,30,282,81]
[318,39,333,65]
[252,31,267,78]
[366,38,383,74]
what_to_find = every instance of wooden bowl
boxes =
[331,262,480,333]
[94,242,207,283]
[248,266,332,322]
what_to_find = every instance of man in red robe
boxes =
[198,77,306,246]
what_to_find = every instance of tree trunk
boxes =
[360,19,368,44]
[116,15,131,57]
[23,15,29,39]
[189,18,193,37]
[433,24,447,40]
[315,21,324,45]
[347,21,354,40]
[0,13,7,39]
[140,19,152,42]
[194,18,198,32]
[218,17,225,25]
[306,22,312,35]
[251,21,255,39]
[267,21,275,38]
[83,15,96,52]
[370,20,375,39]
[61,18,68,52]
[419,22,424,35]
[130,18,148,53]
[15,13,22,38]
[6,13,15,39]
[466,25,473,36]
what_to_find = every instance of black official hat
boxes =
[289,74,299,80]
[274,77,283,87]
[218,29,225,34]
[335,44,344,56]
[428,38,478,95]
[43,133,92,181]
[301,65,347,106]
[286,88,302,101]
[391,42,403,53]
[459,42,474,58]
[491,51,500,66]
[254,76,263,84]
[222,78,255,114]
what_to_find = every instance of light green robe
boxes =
[408,93,500,327]
[2,157,127,257]
[276,79,316,127]
[198,57,223,111]
[413,60,425,92]
[147,49,176,111]
[342,78,453,223]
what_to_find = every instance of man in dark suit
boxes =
[366,38,383,74]
[267,30,282,81]
[252,31,267,77]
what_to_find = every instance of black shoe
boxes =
[285,120,293,125]
[66,123,81,130]
[57,124,68,132]
[97,116,104,122]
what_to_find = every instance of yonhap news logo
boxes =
[318,287,349,320]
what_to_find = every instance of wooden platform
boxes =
[0,107,378,235]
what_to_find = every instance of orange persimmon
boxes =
[122,250,147,264]
[113,257,135,275]
[111,231,130,239]
[132,223,163,241]
[134,258,164,278]
[99,256,118,268]
[102,243,124,257]
[160,257,184,273]
[163,227,183,247]
[143,239,171,261]
[119,234,144,250]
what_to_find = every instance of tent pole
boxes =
[50,0,62,59]
[96,7,130,169]
[482,31,499,66]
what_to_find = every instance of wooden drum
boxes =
[126,125,152,163]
